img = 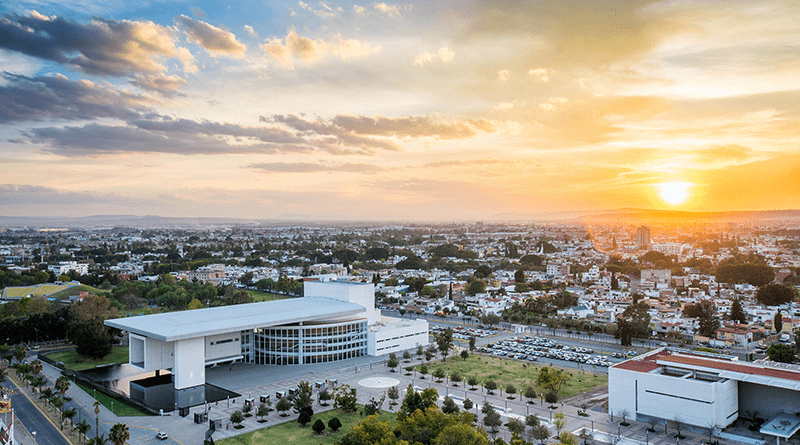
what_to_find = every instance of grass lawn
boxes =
[246,290,294,302]
[75,382,149,417]
[420,354,606,399]
[45,346,129,371]
[218,406,394,445]
[47,284,109,299]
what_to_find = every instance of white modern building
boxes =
[48,261,88,276]
[609,348,800,442]
[105,280,428,408]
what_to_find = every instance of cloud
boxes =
[528,68,549,81]
[494,102,514,110]
[497,69,510,81]
[243,25,257,37]
[297,1,344,18]
[21,116,315,156]
[130,73,187,95]
[261,28,380,69]
[354,5,366,15]
[414,47,455,66]
[328,114,495,139]
[175,15,247,58]
[0,12,196,77]
[0,72,155,124]
[372,2,401,17]
[247,161,385,174]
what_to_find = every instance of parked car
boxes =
[156,431,168,440]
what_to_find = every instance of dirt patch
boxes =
[562,385,608,409]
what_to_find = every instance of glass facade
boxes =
[243,319,368,365]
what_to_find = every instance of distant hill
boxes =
[0,209,798,228]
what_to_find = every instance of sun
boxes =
[657,182,692,206]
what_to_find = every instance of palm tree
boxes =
[76,419,91,443]
[109,423,130,445]
[55,375,71,398]
[51,396,64,428]
[13,345,26,364]
[30,359,43,376]
[94,400,102,440]
[40,387,54,406]
[63,408,77,433]
[0,368,6,386]
[0,344,9,365]
[88,434,108,445]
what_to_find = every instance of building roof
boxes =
[105,297,366,342]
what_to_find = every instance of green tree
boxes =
[514,269,526,283]
[507,419,526,436]
[757,284,797,306]
[468,376,478,388]
[460,350,469,361]
[76,419,91,443]
[463,398,473,411]
[775,311,784,333]
[399,384,439,418]
[257,403,270,421]
[187,299,202,310]
[537,367,569,395]
[617,302,651,346]
[230,410,244,426]
[108,423,130,445]
[433,423,489,445]
[684,300,719,337]
[465,279,487,296]
[524,387,537,402]
[435,328,454,361]
[480,313,500,327]
[276,397,291,416]
[442,396,460,414]
[388,353,399,372]
[289,381,314,414]
[505,384,517,399]
[485,380,497,394]
[767,343,795,363]
[553,412,566,435]
[387,386,400,406]
[328,417,343,432]
[403,350,412,362]
[297,410,312,427]
[13,345,26,363]
[728,297,746,323]
[482,403,502,436]
[55,375,71,398]
[419,363,429,379]
[339,415,405,445]
[63,408,77,432]
[716,263,774,287]
[531,423,551,445]
[468,336,476,351]
[332,384,358,412]
[312,418,326,435]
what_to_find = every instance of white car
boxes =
[156,431,168,440]
[780,333,791,342]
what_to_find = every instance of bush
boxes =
[328,417,342,432]
[545,391,559,405]
[298,410,312,427]
[312,419,325,435]
[463,398,473,410]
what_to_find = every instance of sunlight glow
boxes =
[657,182,693,206]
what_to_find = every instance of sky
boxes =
[1,0,799,221]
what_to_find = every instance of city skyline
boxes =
[1,0,799,220]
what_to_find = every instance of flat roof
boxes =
[105,297,366,342]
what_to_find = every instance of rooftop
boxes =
[105,297,366,342]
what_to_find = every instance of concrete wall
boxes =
[173,337,205,390]
[368,318,429,356]
[205,332,241,362]
[609,366,738,428]
[305,281,380,324]
[739,382,800,419]
[145,337,175,370]
[130,334,145,369]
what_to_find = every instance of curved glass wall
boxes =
[247,319,367,365]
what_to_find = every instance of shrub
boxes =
[328,417,342,432]
[312,419,325,434]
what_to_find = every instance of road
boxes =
[3,378,71,445]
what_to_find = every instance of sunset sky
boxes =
[1,0,799,221]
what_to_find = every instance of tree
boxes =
[388,386,400,406]
[339,415,401,445]
[716,263,774,287]
[187,299,202,310]
[507,419,526,436]
[553,412,566,435]
[403,350,412,362]
[775,311,784,333]
[537,367,569,395]
[545,391,559,406]
[468,376,478,389]
[442,396,460,414]
[230,410,244,426]
[328,417,342,432]
[515,269,526,284]
[433,368,445,381]
[0,344,9,365]
[435,328,454,361]
[756,283,797,306]
[505,384,517,399]
[312,387,329,405]
[55,375,71,398]
[388,353,399,372]
[482,404,502,436]
[419,363,429,379]
[531,423,551,445]
[276,397,291,416]
[70,295,116,359]
[108,423,129,445]
[312,418,326,435]
[484,380,497,394]
[76,419,91,443]
[468,336,476,351]
[298,410,312,427]
[365,394,386,416]
[332,384,358,412]
[461,350,469,361]
[524,387,537,403]
[559,432,578,445]
[728,297,746,323]
[450,371,462,386]
[767,343,795,363]
[257,403,270,421]
[13,345,26,364]
[433,423,489,445]
[480,313,500,327]
[466,279,487,296]
[618,409,630,425]
[684,300,720,337]
[463,398,473,411]
[290,381,314,414]
[417,345,424,358]
[617,302,651,346]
